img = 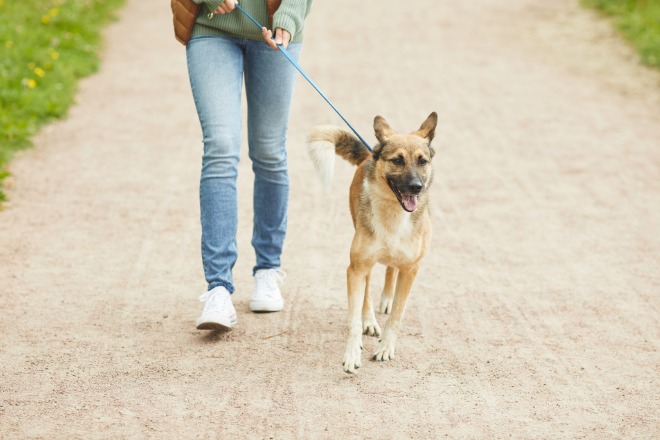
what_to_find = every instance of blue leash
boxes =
[209,5,373,152]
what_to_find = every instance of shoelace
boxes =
[255,269,286,291]
[198,290,215,303]
[198,289,228,310]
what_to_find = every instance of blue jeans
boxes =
[186,35,301,293]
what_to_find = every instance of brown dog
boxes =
[308,113,437,373]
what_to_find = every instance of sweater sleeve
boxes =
[272,0,312,41]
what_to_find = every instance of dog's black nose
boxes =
[408,182,423,194]
[403,174,423,194]
[409,184,422,194]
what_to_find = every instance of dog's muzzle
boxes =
[387,178,423,213]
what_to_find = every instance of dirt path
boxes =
[1,0,659,437]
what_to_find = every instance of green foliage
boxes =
[0,0,125,201]
[582,0,660,67]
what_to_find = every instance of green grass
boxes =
[582,0,660,68]
[0,0,125,201]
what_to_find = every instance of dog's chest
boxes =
[369,211,421,262]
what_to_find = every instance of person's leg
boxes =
[244,41,302,273]
[187,35,244,293]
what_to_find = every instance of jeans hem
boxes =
[253,265,280,276]
[208,281,235,294]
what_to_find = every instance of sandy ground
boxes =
[1,0,659,437]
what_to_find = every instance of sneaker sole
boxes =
[249,300,284,313]
[196,313,237,330]
[196,321,233,330]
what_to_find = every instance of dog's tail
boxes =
[307,126,371,190]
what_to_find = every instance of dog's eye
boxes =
[392,156,404,166]
[418,157,429,166]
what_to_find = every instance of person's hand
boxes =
[261,27,291,50]
[213,0,237,15]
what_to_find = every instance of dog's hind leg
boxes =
[379,266,398,314]
[373,265,418,362]
[362,270,381,337]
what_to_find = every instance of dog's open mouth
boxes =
[387,179,419,213]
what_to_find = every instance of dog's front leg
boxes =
[379,266,398,314]
[343,262,369,373]
[373,265,418,362]
[362,270,381,337]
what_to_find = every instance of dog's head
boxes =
[371,112,437,213]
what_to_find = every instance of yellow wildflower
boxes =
[34,67,45,78]
[26,79,37,89]
[49,8,58,17]
[49,50,59,60]
[41,15,50,25]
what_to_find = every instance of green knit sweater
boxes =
[192,0,313,43]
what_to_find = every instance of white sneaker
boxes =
[196,286,237,330]
[250,269,285,312]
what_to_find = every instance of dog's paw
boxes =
[379,295,393,314]
[362,316,381,337]
[373,339,396,362]
[342,337,363,374]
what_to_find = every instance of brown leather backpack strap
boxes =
[266,0,283,29]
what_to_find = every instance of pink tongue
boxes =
[402,194,418,212]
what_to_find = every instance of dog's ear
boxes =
[372,142,383,161]
[374,115,396,144]
[429,145,436,159]
[414,112,438,142]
